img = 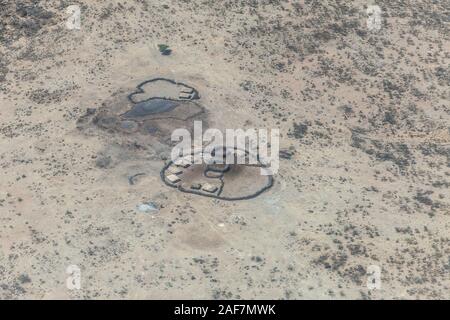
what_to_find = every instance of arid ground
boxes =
[0,0,449,299]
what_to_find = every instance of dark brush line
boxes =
[128,172,146,185]
[127,78,200,104]
[160,159,274,201]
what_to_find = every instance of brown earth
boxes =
[0,0,449,299]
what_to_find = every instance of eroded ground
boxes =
[0,0,449,299]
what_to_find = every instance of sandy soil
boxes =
[0,0,449,299]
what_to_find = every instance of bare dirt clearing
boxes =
[0,0,449,299]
